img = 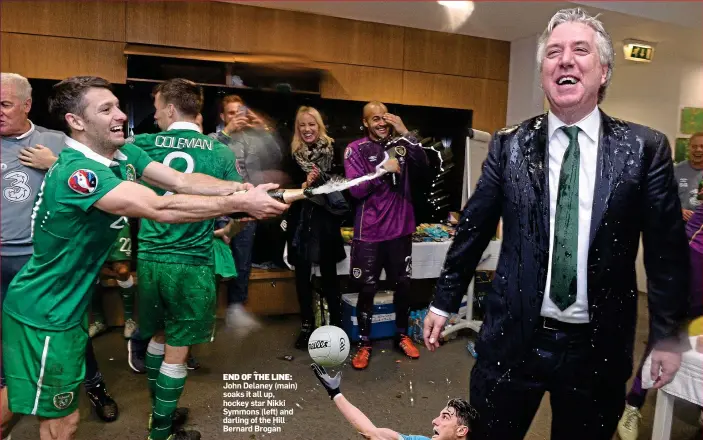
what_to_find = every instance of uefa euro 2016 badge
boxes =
[68,169,98,195]
[125,164,137,182]
[394,146,406,157]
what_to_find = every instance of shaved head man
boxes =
[343,102,429,369]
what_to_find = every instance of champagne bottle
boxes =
[229,188,314,219]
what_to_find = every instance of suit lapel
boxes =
[524,114,550,248]
[589,111,630,246]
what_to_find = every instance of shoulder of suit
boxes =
[605,115,667,144]
[494,113,547,138]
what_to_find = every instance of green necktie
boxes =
[549,125,580,311]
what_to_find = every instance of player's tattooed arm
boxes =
[94,181,287,223]
[140,161,252,196]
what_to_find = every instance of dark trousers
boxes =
[350,235,412,339]
[294,258,342,327]
[470,321,625,440]
[1,254,102,388]
[227,221,257,305]
[1,254,31,387]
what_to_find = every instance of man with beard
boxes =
[343,101,428,370]
[1,76,287,440]
[0,72,120,431]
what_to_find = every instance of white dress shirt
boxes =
[430,107,600,322]
[541,106,600,323]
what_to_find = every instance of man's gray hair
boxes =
[1,73,33,102]
[536,8,614,103]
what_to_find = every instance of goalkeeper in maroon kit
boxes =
[343,101,429,370]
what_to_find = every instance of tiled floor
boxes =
[7,293,702,439]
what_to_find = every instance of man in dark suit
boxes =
[423,8,690,440]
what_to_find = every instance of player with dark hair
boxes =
[312,363,474,440]
[0,75,287,440]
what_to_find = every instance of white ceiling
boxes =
[230,1,703,62]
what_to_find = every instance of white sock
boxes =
[147,340,165,356]
[117,275,134,289]
[160,362,187,379]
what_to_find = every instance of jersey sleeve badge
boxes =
[125,164,137,182]
[68,169,98,195]
[344,147,352,160]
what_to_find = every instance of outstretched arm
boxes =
[94,181,287,223]
[311,364,400,440]
[332,394,400,440]
[140,161,252,196]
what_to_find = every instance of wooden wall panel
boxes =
[1,39,10,74]
[307,16,404,69]
[474,79,509,134]
[321,64,403,104]
[3,1,509,129]
[0,0,125,42]
[126,1,252,53]
[402,71,507,133]
[2,33,127,84]
[125,2,405,69]
[403,28,510,81]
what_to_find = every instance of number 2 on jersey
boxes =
[162,152,195,196]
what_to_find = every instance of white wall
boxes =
[601,52,703,146]
[506,34,544,126]
[601,53,703,292]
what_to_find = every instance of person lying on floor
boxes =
[312,363,475,440]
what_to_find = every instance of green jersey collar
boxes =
[65,137,127,167]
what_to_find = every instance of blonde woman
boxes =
[286,106,348,349]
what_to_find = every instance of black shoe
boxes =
[170,429,201,440]
[127,338,147,374]
[294,322,314,350]
[186,354,200,370]
[149,407,189,431]
[86,382,118,422]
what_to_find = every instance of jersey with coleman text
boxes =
[2,141,152,331]
[130,127,241,265]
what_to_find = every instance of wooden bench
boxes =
[97,267,300,327]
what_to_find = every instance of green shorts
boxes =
[106,225,132,263]
[213,238,237,280]
[137,259,217,347]
[2,311,87,418]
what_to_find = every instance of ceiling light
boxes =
[437,1,474,31]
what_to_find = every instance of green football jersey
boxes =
[131,124,241,265]
[3,138,152,331]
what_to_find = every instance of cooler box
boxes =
[342,291,397,342]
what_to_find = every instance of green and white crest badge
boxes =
[53,391,74,410]
[125,164,137,182]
